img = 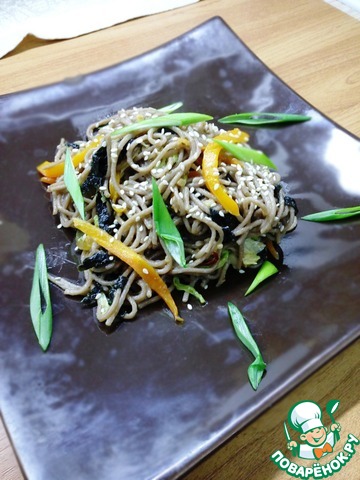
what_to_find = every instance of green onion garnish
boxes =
[219,112,311,126]
[159,101,183,113]
[64,148,85,219]
[30,244,53,351]
[111,112,213,137]
[217,249,230,269]
[228,302,266,390]
[245,260,278,296]
[173,277,206,304]
[152,177,186,267]
[214,139,277,170]
[302,206,360,222]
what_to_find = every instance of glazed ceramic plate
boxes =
[0,17,359,480]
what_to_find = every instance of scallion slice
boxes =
[30,244,53,351]
[159,102,183,113]
[152,177,186,267]
[245,260,278,296]
[214,139,277,170]
[228,302,266,390]
[219,112,311,126]
[173,277,206,304]
[111,112,213,137]
[64,148,85,219]
[302,206,360,222]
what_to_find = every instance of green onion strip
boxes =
[302,206,360,222]
[214,139,277,170]
[159,102,184,113]
[245,260,279,296]
[228,302,266,390]
[219,112,311,126]
[152,177,186,267]
[30,244,53,351]
[173,277,206,304]
[111,112,213,137]
[64,148,85,220]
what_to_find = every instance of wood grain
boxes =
[1,0,359,478]
[1,0,360,136]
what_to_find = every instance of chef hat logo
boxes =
[288,400,324,434]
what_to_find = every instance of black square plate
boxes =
[0,17,359,480]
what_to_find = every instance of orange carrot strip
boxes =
[202,129,249,216]
[73,218,182,322]
[37,135,104,179]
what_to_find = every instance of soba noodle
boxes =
[45,106,297,326]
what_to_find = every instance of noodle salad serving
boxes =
[35,104,298,331]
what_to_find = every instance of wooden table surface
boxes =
[0,1,359,479]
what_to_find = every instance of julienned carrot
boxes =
[73,218,182,322]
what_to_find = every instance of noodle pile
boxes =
[45,106,297,325]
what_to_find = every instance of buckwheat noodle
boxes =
[47,106,297,326]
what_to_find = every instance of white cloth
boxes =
[0,0,200,59]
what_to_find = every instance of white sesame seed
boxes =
[187,304,193,310]
[142,268,149,275]
[214,184,220,191]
